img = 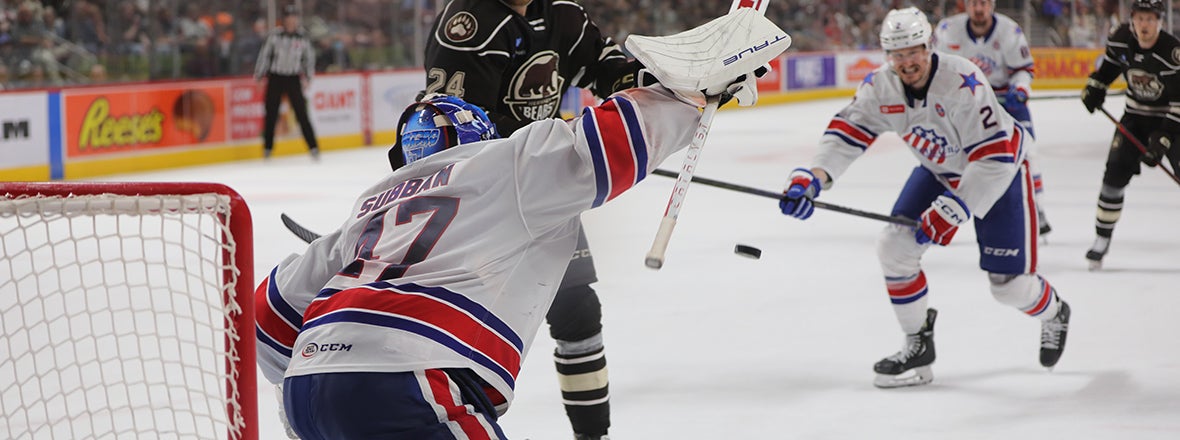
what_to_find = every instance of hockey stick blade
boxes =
[649,168,919,227]
[1097,106,1180,186]
[280,213,323,243]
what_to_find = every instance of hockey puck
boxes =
[734,244,762,260]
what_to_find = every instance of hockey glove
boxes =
[1081,78,1107,114]
[916,192,971,246]
[1001,86,1030,116]
[1005,86,1029,104]
[779,168,821,220]
[1145,130,1171,167]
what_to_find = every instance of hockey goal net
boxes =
[0,182,256,440]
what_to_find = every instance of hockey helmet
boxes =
[879,7,932,51]
[1131,0,1165,16]
[388,94,499,170]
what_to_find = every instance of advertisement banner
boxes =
[0,92,51,168]
[1031,48,1103,87]
[63,84,227,158]
[757,56,784,93]
[308,74,364,136]
[786,54,837,90]
[837,52,885,88]
[228,80,265,141]
[369,70,426,133]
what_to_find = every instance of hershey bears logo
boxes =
[444,12,478,43]
[1127,68,1163,101]
[504,51,564,121]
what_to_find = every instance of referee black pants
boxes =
[263,74,318,152]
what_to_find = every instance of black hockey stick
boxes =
[280,213,322,243]
[1027,90,1124,101]
[1096,106,1180,186]
[649,168,918,227]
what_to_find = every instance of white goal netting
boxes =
[0,183,255,440]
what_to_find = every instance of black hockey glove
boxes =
[1145,131,1171,167]
[1081,78,1107,114]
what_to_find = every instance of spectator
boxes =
[178,3,211,52]
[231,18,267,75]
[0,63,10,89]
[66,0,106,58]
[111,0,149,78]
[10,1,59,84]
[88,62,106,82]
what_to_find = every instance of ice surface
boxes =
[104,96,1179,439]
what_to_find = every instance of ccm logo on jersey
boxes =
[301,342,354,358]
[880,104,905,114]
[983,246,1020,257]
[723,34,791,66]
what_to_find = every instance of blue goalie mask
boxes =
[388,94,499,170]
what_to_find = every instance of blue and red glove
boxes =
[1005,86,1029,104]
[779,168,821,219]
[916,192,971,246]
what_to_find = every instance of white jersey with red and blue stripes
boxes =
[253,86,699,411]
[813,53,1031,217]
[933,13,1034,94]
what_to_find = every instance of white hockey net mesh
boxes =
[0,188,252,439]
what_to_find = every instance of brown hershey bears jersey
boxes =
[423,0,639,135]
[1093,23,1180,123]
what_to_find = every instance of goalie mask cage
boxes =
[0,182,257,440]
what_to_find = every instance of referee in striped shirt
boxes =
[255,6,319,159]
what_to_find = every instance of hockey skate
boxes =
[1085,236,1110,271]
[873,308,937,388]
[1040,300,1071,369]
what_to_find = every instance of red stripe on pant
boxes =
[425,370,493,440]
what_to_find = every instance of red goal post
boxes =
[0,182,257,440]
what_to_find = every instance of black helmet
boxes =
[1131,0,1164,16]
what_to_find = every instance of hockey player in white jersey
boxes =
[777,7,1070,388]
[253,9,788,439]
[933,0,1053,236]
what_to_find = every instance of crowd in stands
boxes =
[0,0,1169,91]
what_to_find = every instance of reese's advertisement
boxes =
[64,85,226,157]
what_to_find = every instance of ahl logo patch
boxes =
[301,343,318,358]
[444,12,478,43]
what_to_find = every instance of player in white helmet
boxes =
[933,0,1053,237]
[778,7,1071,388]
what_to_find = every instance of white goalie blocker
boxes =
[624,7,791,106]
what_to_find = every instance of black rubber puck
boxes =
[734,244,762,259]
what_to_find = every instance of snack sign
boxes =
[64,85,226,157]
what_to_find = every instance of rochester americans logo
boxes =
[504,51,564,121]
[903,126,954,164]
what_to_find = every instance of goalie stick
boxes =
[649,168,918,227]
[1097,106,1180,186]
[280,213,322,243]
[633,3,787,269]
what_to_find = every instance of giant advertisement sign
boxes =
[308,75,364,136]
[0,92,51,167]
[63,84,226,158]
